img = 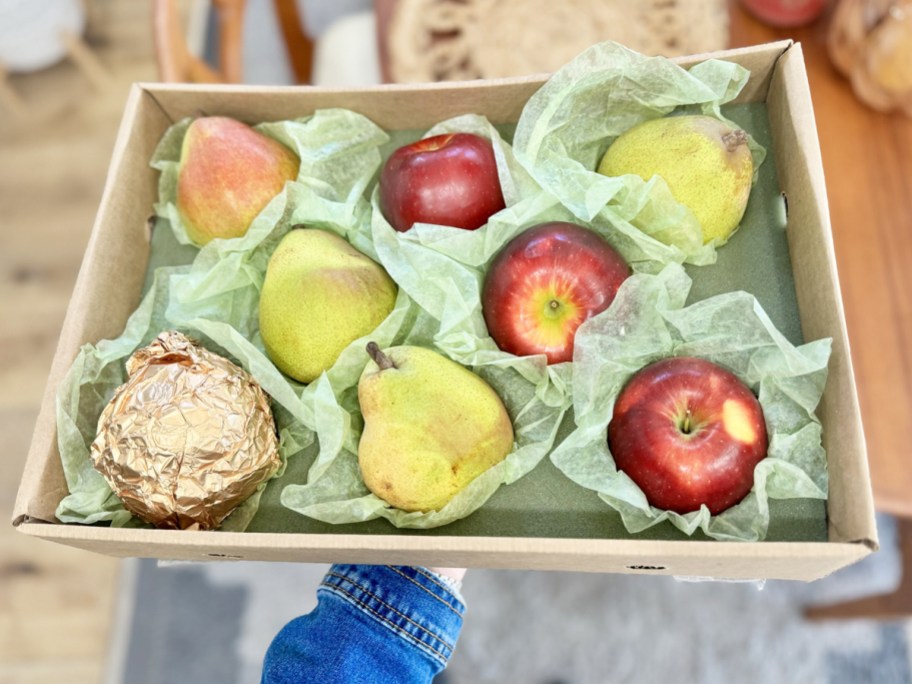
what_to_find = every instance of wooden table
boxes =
[731,4,912,618]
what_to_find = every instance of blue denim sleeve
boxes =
[261,565,465,684]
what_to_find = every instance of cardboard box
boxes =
[13,41,878,580]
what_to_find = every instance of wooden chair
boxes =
[152,0,314,84]
[0,0,112,119]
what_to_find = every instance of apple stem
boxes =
[549,299,560,310]
[682,408,693,434]
[366,341,396,370]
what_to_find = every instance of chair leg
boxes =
[273,0,313,84]
[0,64,27,119]
[213,0,245,83]
[61,31,112,91]
[805,517,912,621]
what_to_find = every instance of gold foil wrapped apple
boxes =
[90,331,281,530]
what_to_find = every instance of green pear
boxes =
[358,343,515,512]
[597,115,754,245]
[177,116,300,246]
[259,229,397,383]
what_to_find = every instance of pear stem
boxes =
[722,129,749,153]
[367,342,396,370]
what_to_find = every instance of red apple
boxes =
[379,132,505,232]
[482,222,630,364]
[608,357,769,515]
[739,0,828,27]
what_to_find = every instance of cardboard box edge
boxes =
[136,72,552,97]
[11,83,150,526]
[14,519,872,580]
[132,39,794,100]
[772,43,879,551]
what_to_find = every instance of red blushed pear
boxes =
[608,357,769,515]
[177,117,300,246]
[482,222,630,364]
[379,132,505,232]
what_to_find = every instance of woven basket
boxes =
[388,0,730,82]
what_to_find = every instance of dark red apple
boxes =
[608,357,769,515]
[739,0,828,27]
[379,132,505,232]
[482,222,630,364]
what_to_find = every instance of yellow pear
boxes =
[177,116,300,246]
[358,343,515,512]
[259,229,397,383]
[597,115,754,245]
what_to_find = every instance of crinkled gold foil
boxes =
[90,331,281,530]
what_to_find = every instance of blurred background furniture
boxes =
[153,0,733,87]
[153,0,313,83]
[153,0,383,86]
[376,0,729,82]
[827,0,912,116]
[0,0,110,117]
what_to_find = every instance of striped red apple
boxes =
[482,222,630,364]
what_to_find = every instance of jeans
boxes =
[261,565,466,683]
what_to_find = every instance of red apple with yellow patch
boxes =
[482,222,630,364]
[608,357,768,515]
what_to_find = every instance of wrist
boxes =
[427,567,467,583]
[424,566,467,603]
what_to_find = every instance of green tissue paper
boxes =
[54,44,827,541]
[372,114,611,411]
[513,41,767,265]
[56,108,397,530]
[550,263,830,541]
[54,264,313,531]
[150,109,566,529]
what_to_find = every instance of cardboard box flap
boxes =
[142,76,548,131]
[141,40,793,130]
[674,39,792,103]
[17,523,872,581]
[12,85,168,526]
[767,44,877,550]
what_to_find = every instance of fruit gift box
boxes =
[13,40,877,580]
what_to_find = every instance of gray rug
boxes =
[106,515,911,684]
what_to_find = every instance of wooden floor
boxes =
[0,3,156,682]
[2,3,911,683]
